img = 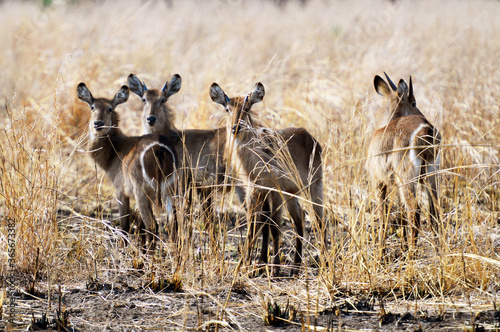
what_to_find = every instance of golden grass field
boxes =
[0,0,499,330]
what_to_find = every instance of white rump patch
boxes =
[409,123,429,169]
[140,142,177,189]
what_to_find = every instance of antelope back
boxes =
[128,74,182,135]
[77,83,129,137]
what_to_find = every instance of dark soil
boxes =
[3,275,499,331]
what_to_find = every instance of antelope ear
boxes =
[397,79,408,97]
[112,85,130,107]
[210,83,228,107]
[164,74,182,98]
[127,74,145,98]
[408,76,415,98]
[77,83,94,106]
[374,75,391,97]
[384,72,397,91]
[249,82,265,105]
[408,77,418,107]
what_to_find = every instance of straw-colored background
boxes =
[0,0,499,330]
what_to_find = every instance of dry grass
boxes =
[0,0,499,330]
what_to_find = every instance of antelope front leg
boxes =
[287,197,304,275]
[377,183,388,260]
[199,188,216,242]
[259,199,272,267]
[245,191,267,269]
[116,192,134,248]
[269,218,281,276]
[117,192,131,235]
[310,184,326,249]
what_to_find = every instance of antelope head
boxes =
[128,73,182,133]
[77,83,129,138]
[210,82,265,136]
[373,72,423,128]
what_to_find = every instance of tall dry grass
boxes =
[0,0,499,329]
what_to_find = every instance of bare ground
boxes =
[4,276,500,331]
[3,212,500,331]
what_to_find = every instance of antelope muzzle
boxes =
[94,120,105,130]
[232,123,241,135]
[147,115,157,126]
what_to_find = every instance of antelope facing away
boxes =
[127,74,244,235]
[77,83,178,250]
[210,82,324,276]
[366,73,441,252]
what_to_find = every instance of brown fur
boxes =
[128,74,244,235]
[210,82,324,276]
[367,73,441,252]
[77,83,177,250]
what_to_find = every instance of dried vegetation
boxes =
[0,0,499,330]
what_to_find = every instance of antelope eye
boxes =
[107,106,113,113]
[90,105,95,111]
[412,102,417,107]
[161,97,166,104]
[142,98,146,103]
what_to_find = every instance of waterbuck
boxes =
[366,73,441,253]
[127,74,244,235]
[210,82,324,276]
[77,83,178,250]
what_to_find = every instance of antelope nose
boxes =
[231,124,240,135]
[147,115,157,126]
[94,120,105,129]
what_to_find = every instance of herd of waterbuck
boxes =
[77,72,441,275]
